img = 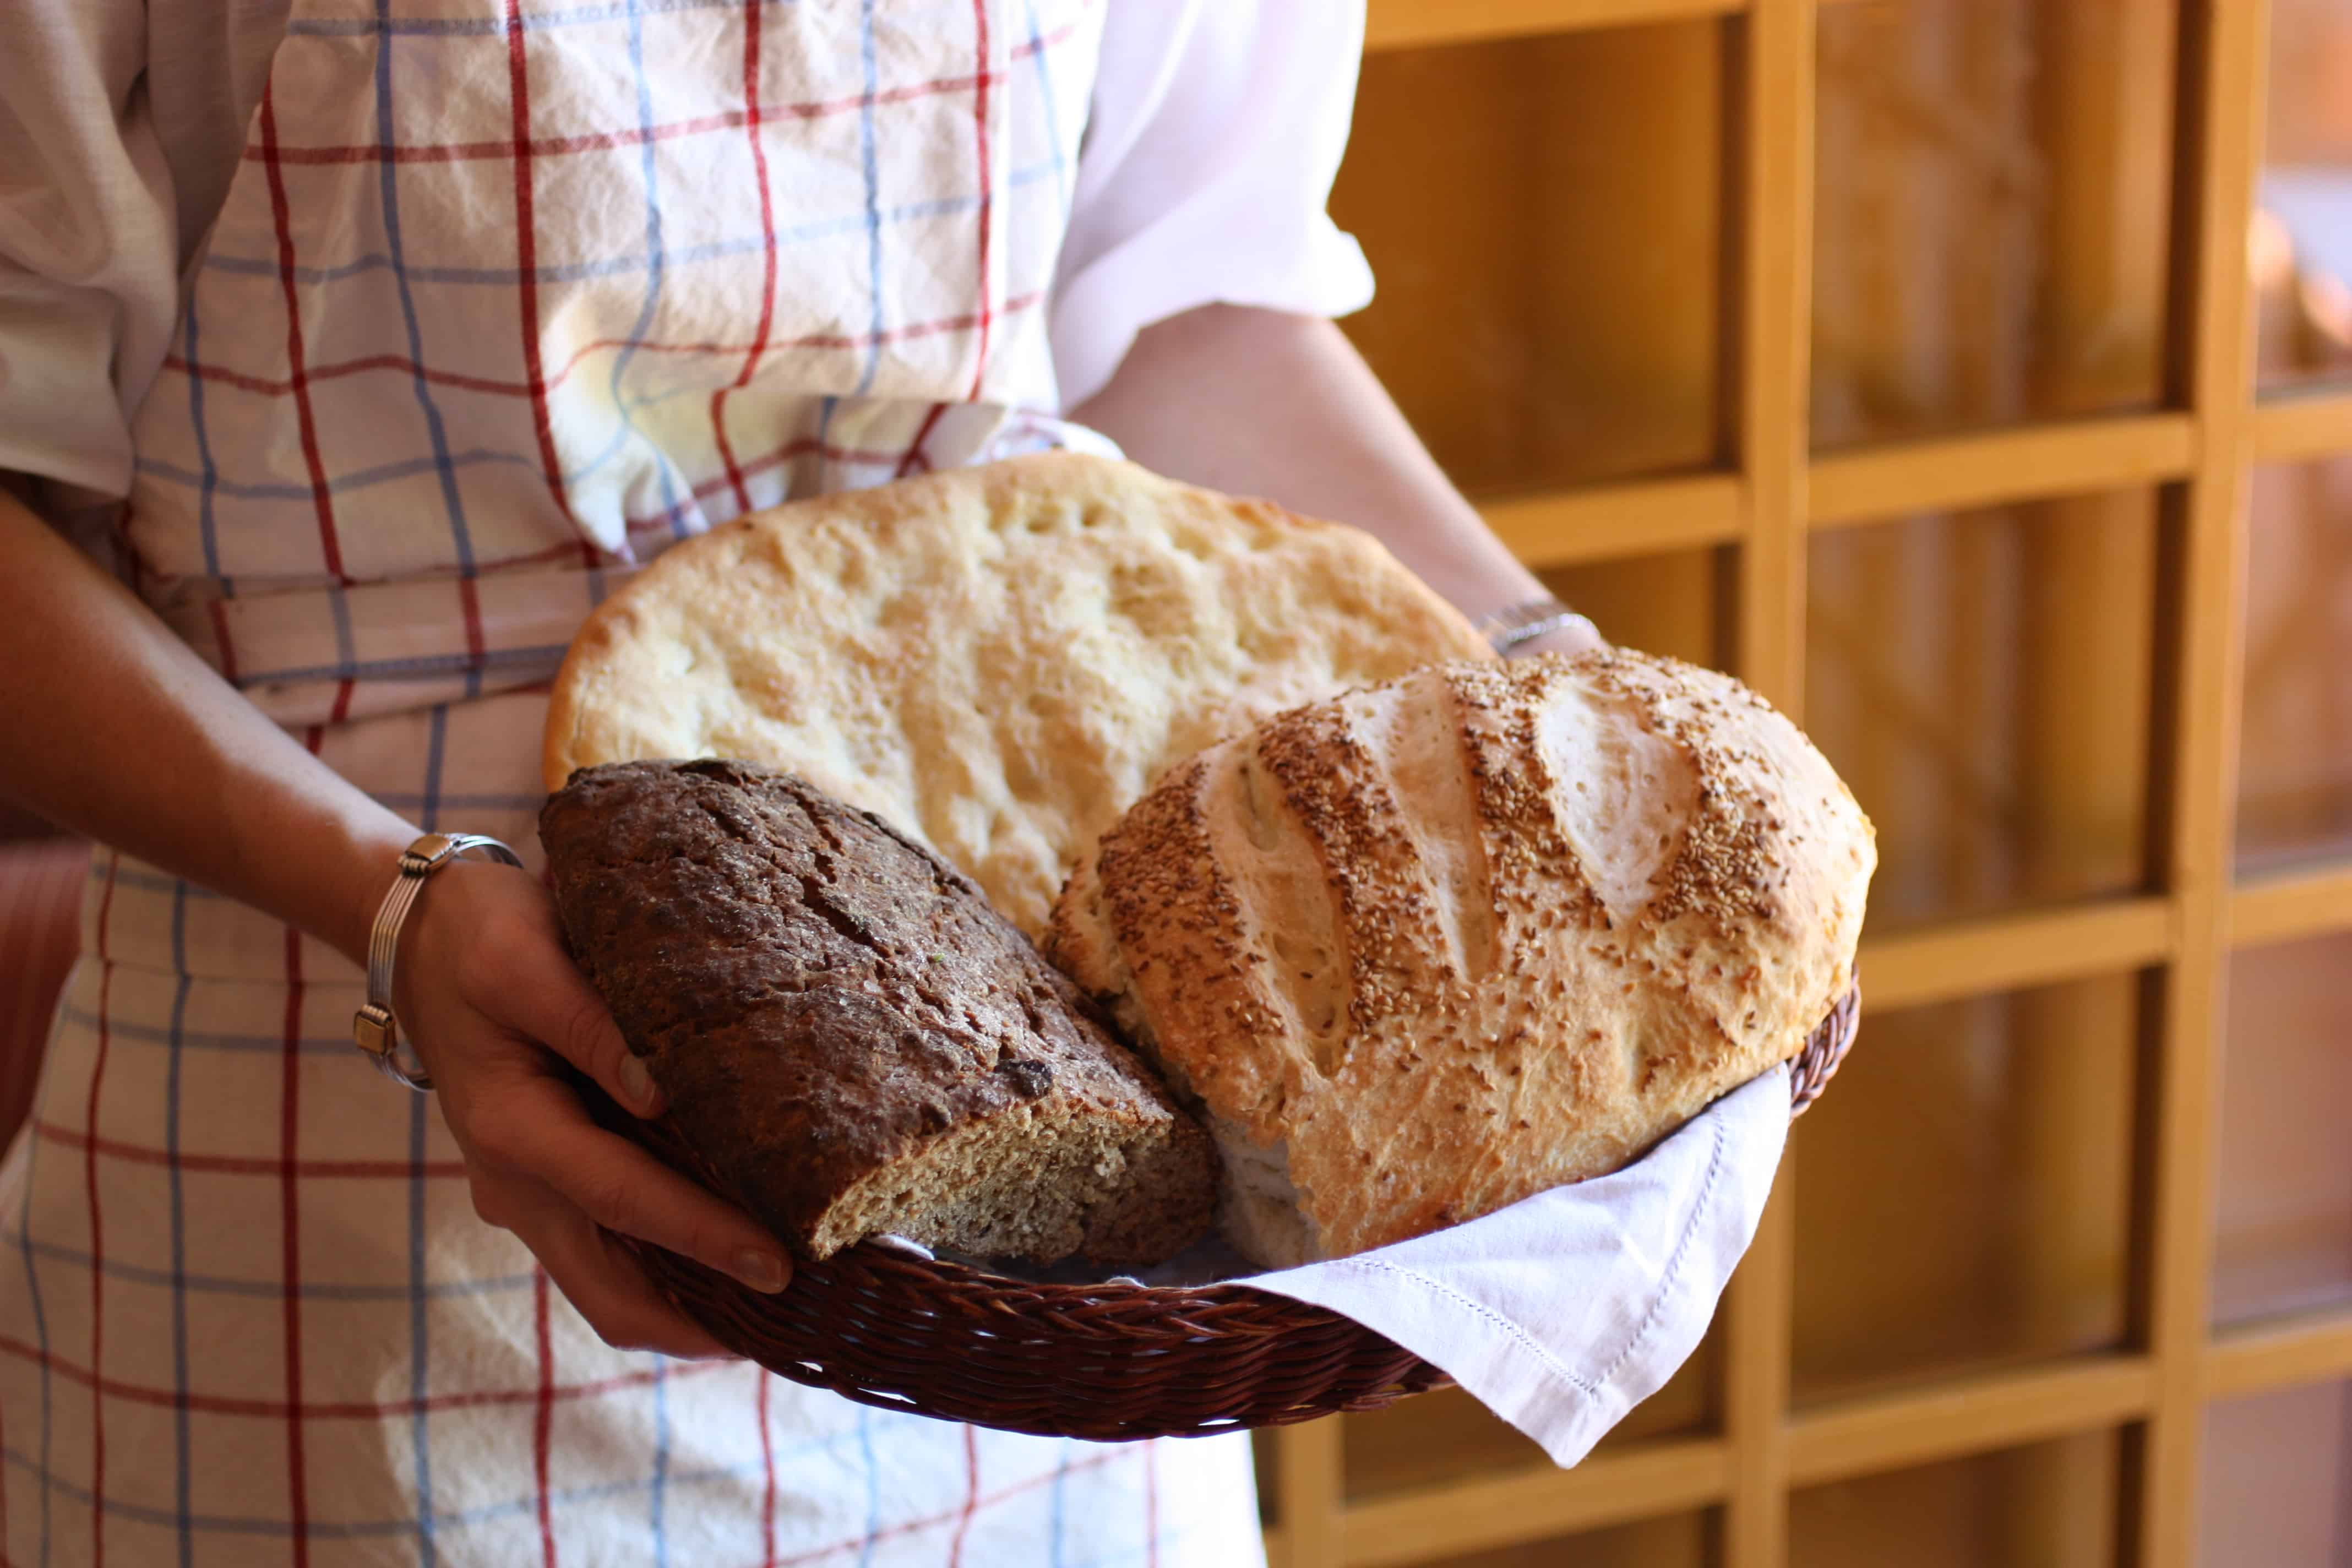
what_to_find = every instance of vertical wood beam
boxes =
[1275,1419,1347,1568]
[1724,4,1816,1566]
[2134,3,2268,1564]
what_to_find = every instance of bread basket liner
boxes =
[592,983,1858,1450]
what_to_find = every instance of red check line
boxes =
[164,354,539,401]
[507,2,575,531]
[84,854,116,1566]
[205,600,240,685]
[623,429,920,533]
[162,294,1043,405]
[33,1121,470,1180]
[458,575,488,677]
[280,920,312,1567]
[944,1428,979,1566]
[0,1331,730,1419]
[711,1,781,519]
[966,0,995,402]
[241,23,1076,167]
[892,403,949,481]
[533,1270,557,1568]
[257,83,349,586]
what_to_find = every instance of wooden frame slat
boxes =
[1723,4,1815,1566]
[1855,899,2176,1012]
[2205,1308,2352,1401]
[1266,5,2352,1562]
[2134,2,2269,1563]
[1806,415,2198,529]
[1337,1439,1730,1566]
[1787,1357,2158,1489]
[1365,0,1744,54]
[1277,1419,1346,1568]
[1479,474,1746,569]
[2248,387,2352,464]
[2229,862,2352,948]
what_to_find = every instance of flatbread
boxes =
[543,453,1494,935]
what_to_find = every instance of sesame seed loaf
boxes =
[1044,650,1875,1267]
[540,759,1217,1267]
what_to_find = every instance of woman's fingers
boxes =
[488,1173,734,1359]
[463,1071,792,1297]
[438,863,667,1119]
[397,859,790,1354]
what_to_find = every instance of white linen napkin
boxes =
[1236,1064,1791,1468]
[878,1065,1790,1468]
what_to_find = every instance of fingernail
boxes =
[732,1250,788,1294]
[618,1054,662,1115]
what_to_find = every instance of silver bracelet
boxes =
[352,833,524,1092]
[1474,595,1602,657]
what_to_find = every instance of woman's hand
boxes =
[1500,616,1609,661]
[393,858,793,1358]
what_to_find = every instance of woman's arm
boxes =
[0,489,417,961]
[0,486,790,1349]
[1069,304,1603,655]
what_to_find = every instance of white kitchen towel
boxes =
[1238,1064,1792,1468]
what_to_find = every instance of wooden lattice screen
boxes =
[1256,2,2352,1564]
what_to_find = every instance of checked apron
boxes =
[0,1,1265,1563]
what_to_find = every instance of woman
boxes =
[0,0,1596,1561]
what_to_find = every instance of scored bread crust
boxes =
[1045,650,1876,1266]
[543,453,1495,937]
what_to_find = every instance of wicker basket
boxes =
[601,984,1860,1442]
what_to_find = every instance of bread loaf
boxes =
[540,759,1217,1267]
[542,453,1494,936]
[1044,650,1875,1267]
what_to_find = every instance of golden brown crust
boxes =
[543,453,1495,935]
[1046,650,1877,1265]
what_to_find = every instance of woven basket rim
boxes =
[605,982,1862,1308]
[596,982,1860,1438]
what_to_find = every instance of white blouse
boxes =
[0,0,1376,509]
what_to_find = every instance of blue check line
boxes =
[411,691,447,1566]
[0,1446,785,1538]
[852,0,884,399]
[1021,0,1074,216]
[375,0,477,578]
[224,644,571,690]
[179,302,225,580]
[288,0,794,37]
[134,448,537,504]
[2,1233,532,1302]
[1049,1437,1071,1568]
[564,0,693,536]
[195,171,1066,291]
[57,1005,352,1057]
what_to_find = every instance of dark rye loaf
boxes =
[540,759,1217,1267]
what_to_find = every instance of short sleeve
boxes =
[0,2,183,507]
[1048,0,1377,409]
